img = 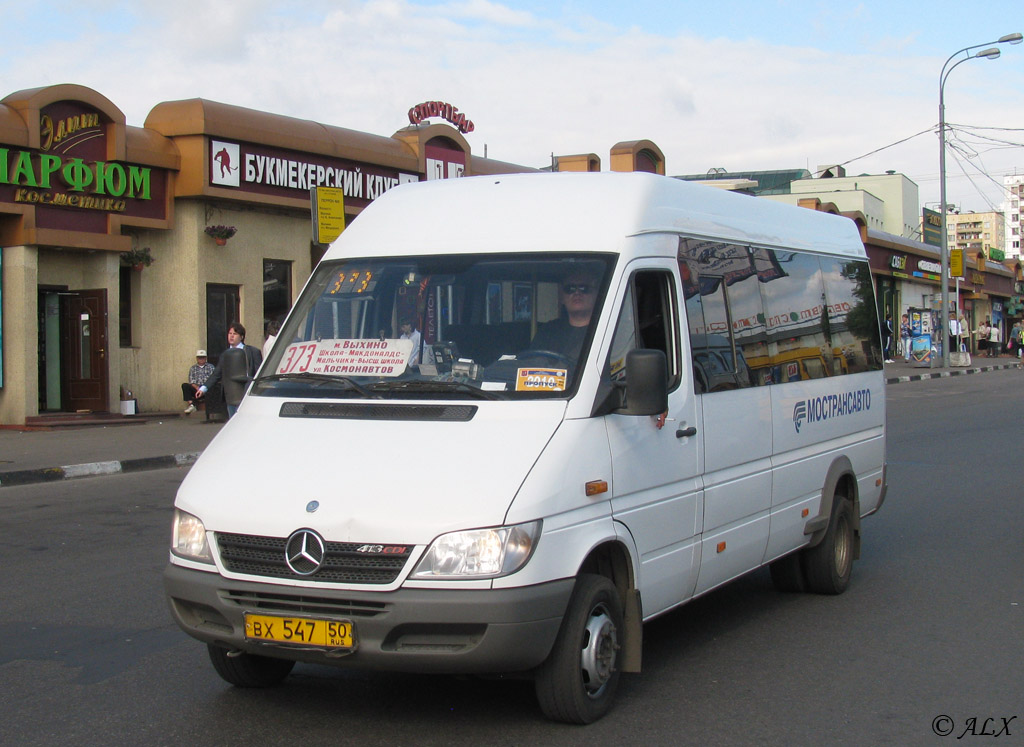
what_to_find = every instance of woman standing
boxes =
[988,321,1001,357]
[976,319,990,357]
[900,314,912,362]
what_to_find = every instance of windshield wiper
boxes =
[258,373,381,398]
[372,380,503,400]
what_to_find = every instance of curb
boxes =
[0,451,202,488]
[885,360,1021,385]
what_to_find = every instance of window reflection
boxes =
[679,238,882,393]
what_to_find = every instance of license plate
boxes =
[244,613,354,649]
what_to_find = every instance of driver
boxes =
[528,270,599,362]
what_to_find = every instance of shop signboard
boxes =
[311,186,345,244]
[921,207,942,247]
[407,100,475,133]
[0,101,168,233]
[950,248,964,278]
[210,139,418,210]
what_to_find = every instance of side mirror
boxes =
[617,349,668,416]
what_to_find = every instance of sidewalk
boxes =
[1,356,1020,489]
[883,353,1021,382]
[0,415,222,488]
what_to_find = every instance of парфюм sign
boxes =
[0,102,166,231]
[1,149,152,209]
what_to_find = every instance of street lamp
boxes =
[938,32,1022,367]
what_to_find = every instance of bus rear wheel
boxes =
[802,497,854,595]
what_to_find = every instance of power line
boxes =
[944,122,1024,208]
[811,127,936,176]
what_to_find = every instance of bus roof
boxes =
[329,171,866,260]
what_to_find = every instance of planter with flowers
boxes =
[120,247,154,271]
[205,225,237,245]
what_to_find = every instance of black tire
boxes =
[207,644,295,687]
[535,574,623,724]
[769,552,806,593]
[802,497,855,595]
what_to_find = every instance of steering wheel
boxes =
[517,349,572,365]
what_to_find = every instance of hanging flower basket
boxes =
[120,247,154,270]
[205,225,237,244]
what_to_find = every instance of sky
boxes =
[3,0,1023,216]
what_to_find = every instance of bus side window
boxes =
[605,270,679,389]
[678,239,757,392]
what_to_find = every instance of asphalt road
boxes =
[1,372,1021,745]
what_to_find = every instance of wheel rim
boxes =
[580,603,618,696]
[834,513,851,576]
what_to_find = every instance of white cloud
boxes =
[2,0,1021,211]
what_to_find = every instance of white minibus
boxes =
[165,171,887,724]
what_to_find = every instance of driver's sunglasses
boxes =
[562,283,594,294]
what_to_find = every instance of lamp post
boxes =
[938,32,1022,367]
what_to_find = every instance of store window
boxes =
[206,283,240,363]
[263,259,292,338]
[119,266,132,347]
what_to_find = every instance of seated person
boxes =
[182,349,214,414]
[527,271,599,362]
[399,316,423,365]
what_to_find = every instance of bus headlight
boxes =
[412,521,541,578]
[171,509,213,563]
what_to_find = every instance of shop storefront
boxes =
[1,85,666,425]
[0,86,543,424]
[865,230,1014,357]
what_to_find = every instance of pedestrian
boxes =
[181,349,214,415]
[975,319,990,357]
[900,313,912,362]
[1010,321,1022,358]
[947,313,962,358]
[988,321,1001,357]
[263,319,281,358]
[883,315,895,363]
[197,322,263,417]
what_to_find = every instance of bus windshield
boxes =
[253,252,614,400]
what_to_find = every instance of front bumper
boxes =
[164,563,573,673]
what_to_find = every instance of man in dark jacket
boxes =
[197,322,263,417]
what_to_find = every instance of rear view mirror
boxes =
[618,349,668,416]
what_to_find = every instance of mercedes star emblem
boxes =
[284,529,326,575]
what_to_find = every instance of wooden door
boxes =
[61,289,109,412]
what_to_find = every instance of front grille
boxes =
[220,589,389,618]
[217,532,414,584]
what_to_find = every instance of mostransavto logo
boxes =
[793,388,871,433]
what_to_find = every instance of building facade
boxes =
[0,85,667,425]
[0,85,546,424]
[681,166,1018,350]
[1002,173,1023,259]
[780,168,921,240]
[944,209,1006,263]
